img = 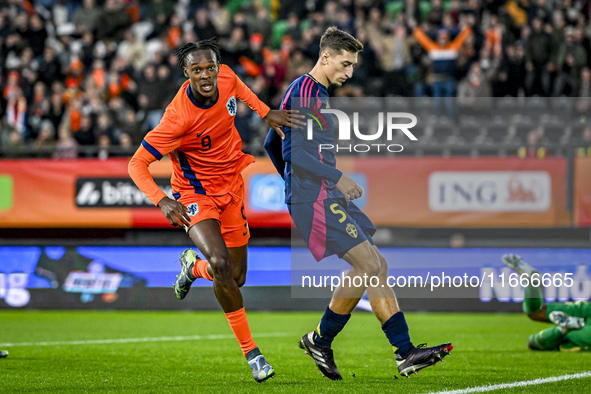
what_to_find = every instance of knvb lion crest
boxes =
[187,203,199,216]
[346,223,358,238]
[226,96,237,116]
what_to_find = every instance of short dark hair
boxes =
[174,38,221,69]
[319,26,363,56]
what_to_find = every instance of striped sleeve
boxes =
[128,146,168,206]
[128,107,184,207]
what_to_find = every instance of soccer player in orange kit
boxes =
[128,39,305,382]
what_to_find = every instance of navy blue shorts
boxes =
[288,198,376,262]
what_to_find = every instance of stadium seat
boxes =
[384,96,411,113]
[458,115,485,143]
[521,97,547,118]
[495,96,521,119]
[483,116,510,144]
[413,97,437,121]
[431,117,456,144]
[541,116,567,144]
[549,96,573,120]
[511,116,538,144]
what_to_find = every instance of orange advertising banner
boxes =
[0,158,290,228]
[0,157,573,228]
[574,157,591,227]
[354,157,570,228]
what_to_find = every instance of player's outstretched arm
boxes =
[233,69,305,139]
[264,110,307,140]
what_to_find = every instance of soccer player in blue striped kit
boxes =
[265,26,453,379]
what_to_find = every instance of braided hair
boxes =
[174,38,221,70]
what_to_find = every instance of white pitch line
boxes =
[0,332,294,347]
[428,371,591,394]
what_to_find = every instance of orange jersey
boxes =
[128,64,270,206]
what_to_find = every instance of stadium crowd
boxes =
[1,0,591,158]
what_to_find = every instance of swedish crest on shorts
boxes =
[226,96,237,116]
[346,223,358,238]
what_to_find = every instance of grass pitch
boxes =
[1,310,590,393]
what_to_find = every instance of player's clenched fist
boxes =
[335,173,363,202]
[157,197,192,228]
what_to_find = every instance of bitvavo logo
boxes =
[306,109,418,153]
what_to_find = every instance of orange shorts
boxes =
[175,176,249,248]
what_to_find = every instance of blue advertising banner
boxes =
[1,247,589,309]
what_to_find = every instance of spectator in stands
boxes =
[96,0,132,41]
[525,17,554,96]
[117,30,148,73]
[234,101,255,153]
[208,0,231,38]
[4,0,591,159]
[554,27,587,96]
[95,111,117,143]
[33,119,56,153]
[78,31,95,70]
[193,7,217,40]
[27,81,49,138]
[135,64,164,131]
[222,26,249,68]
[518,129,547,159]
[285,12,302,43]
[413,22,472,98]
[53,123,78,159]
[25,14,48,58]
[345,27,379,92]
[369,24,412,96]
[575,126,591,157]
[117,108,143,145]
[484,14,503,55]
[73,0,102,35]
[46,91,65,132]
[403,0,422,27]
[6,85,27,139]
[248,7,273,44]
[458,62,496,99]
[118,132,133,152]
[577,67,591,97]
[38,46,63,87]
[97,133,111,160]
[493,43,526,97]
[74,113,96,148]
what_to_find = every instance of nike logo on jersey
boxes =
[196,130,206,137]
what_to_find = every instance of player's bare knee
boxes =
[235,271,247,287]
[209,255,233,280]
[347,243,381,277]
[363,258,381,277]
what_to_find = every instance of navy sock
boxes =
[245,347,261,362]
[382,312,414,357]
[315,307,351,347]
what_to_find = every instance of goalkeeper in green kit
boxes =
[503,254,590,351]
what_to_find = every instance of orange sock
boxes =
[191,259,213,281]
[225,307,257,357]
